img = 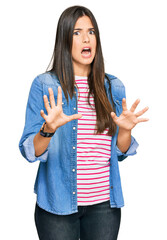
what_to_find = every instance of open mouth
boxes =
[81,47,91,56]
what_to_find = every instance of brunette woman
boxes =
[19,5,148,240]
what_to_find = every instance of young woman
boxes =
[19,5,149,240]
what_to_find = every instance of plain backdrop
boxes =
[1,0,167,239]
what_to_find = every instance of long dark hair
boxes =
[47,5,117,135]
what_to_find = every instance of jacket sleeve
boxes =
[116,135,139,161]
[18,75,49,163]
[111,76,139,161]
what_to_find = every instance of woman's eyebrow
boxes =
[74,27,95,31]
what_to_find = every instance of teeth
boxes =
[82,48,91,53]
[82,48,90,51]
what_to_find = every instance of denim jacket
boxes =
[19,72,139,215]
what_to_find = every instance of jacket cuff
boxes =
[116,135,139,161]
[23,134,48,163]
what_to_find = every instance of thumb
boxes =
[68,113,82,122]
[111,112,118,122]
[40,110,47,121]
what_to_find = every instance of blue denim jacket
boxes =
[19,72,139,215]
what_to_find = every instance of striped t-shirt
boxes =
[75,75,112,206]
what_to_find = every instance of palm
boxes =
[40,87,82,132]
[44,104,70,128]
[111,98,149,131]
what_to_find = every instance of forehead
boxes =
[74,16,94,28]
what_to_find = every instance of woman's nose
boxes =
[82,33,90,43]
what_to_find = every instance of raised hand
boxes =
[111,98,149,131]
[40,86,82,132]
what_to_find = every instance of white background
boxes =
[1,0,167,239]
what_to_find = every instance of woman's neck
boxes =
[73,63,91,77]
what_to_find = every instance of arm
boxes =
[33,87,82,157]
[33,124,54,157]
[19,76,81,162]
[111,98,149,154]
[117,129,131,153]
[19,76,48,162]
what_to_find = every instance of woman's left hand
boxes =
[111,98,149,131]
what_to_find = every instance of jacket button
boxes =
[73,146,76,149]
[72,169,75,172]
[73,192,76,194]
[110,186,113,189]
[73,127,76,130]
[74,107,76,110]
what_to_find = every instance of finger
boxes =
[130,99,140,112]
[43,95,51,113]
[122,98,127,111]
[137,118,149,123]
[48,88,56,108]
[67,114,82,122]
[111,112,118,122]
[40,110,47,121]
[135,106,149,117]
[57,86,62,107]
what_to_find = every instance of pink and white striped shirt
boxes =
[75,76,112,206]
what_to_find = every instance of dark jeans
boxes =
[34,200,121,240]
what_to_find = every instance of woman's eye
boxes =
[73,31,80,36]
[89,30,95,35]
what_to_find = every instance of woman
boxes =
[19,5,149,240]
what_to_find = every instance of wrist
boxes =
[44,123,57,133]
[117,128,131,153]
[118,127,131,136]
[40,122,56,138]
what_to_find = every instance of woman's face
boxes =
[71,16,97,76]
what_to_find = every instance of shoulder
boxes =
[105,73,126,100]
[105,73,125,88]
[33,71,60,87]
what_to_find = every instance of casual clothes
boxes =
[75,76,111,206]
[19,72,139,215]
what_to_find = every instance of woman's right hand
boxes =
[40,86,82,133]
